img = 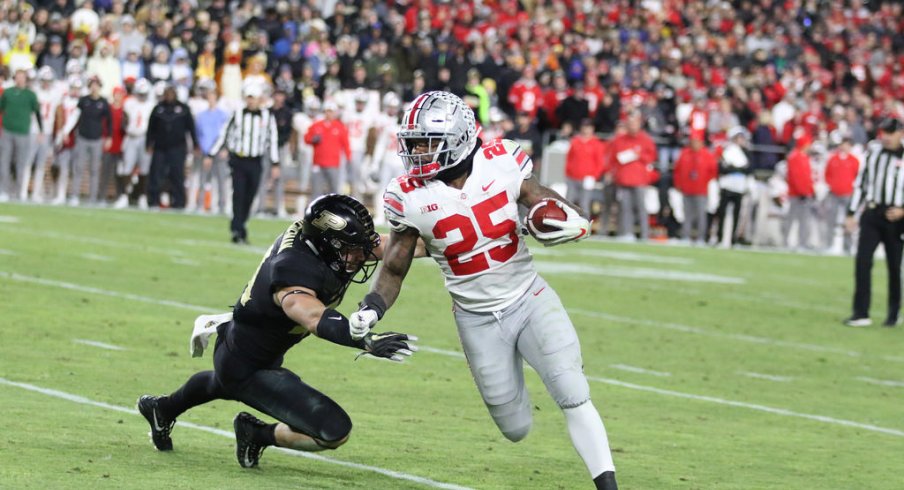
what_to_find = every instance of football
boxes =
[527,199,568,235]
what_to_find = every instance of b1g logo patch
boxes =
[312,210,348,231]
[420,203,439,214]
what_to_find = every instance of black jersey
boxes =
[226,220,349,364]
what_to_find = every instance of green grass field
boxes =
[1,202,902,489]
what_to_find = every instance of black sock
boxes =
[594,471,618,490]
[252,423,278,447]
[157,370,223,420]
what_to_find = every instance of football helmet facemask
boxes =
[302,194,380,283]
[397,91,478,180]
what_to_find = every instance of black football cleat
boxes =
[234,412,268,468]
[137,395,176,451]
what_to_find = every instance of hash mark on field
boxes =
[0,377,473,490]
[72,339,126,351]
[0,215,20,223]
[609,364,672,377]
[0,249,16,255]
[855,376,904,388]
[738,371,793,382]
[170,257,201,267]
[81,253,113,262]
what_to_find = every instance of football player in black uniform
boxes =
[137,194,417,468]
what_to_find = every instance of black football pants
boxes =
[229,155,263,240]
[158,324,352,443]
[852,207,904,321]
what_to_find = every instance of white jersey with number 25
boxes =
[384,139,536,313]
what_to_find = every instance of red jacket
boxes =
[672,146,718,196]
[304,118,351,168]
[508,80,544,118]
[609,130,657,187]
[565,135,608,180]
[786,149,814,197]
[824,151,860,197]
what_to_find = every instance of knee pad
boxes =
[547,368,591,409]
[305,402,353,444]
[487,384,532,442]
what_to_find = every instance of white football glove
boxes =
[349,308,379,340]
[529,199,590,246]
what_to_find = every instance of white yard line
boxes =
[534,261,745,284]
[72,339,127,351]
[0,249,16,255]
[0,377,471,490]
[0,215,20,223]
[855,377,904,388]
[571,308,904,363]
[4,271,903,438]
[608,364,672,377]
[584,376,904,437]
[0,271,213,313]
[738,371,793,382]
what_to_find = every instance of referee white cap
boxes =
[243,83,264,99]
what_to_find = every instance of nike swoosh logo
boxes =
[532,287,546,296]
[481,180,495,192]
[329,316,343,321]
[575,228,587,240]
[152,410,164,432]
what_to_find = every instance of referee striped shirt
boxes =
[848,143,904,214]
[209,108,280,164]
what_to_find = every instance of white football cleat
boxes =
[190,312,233,357]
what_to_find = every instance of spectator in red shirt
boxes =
[304,101,351,198]
[783,136,815,249]
[823,134,860,253]
[99,86,126,205]
[565,118,608,216]
[508,65,543,119]
[673,137,718,243]
[609,112,657,239]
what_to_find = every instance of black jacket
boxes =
[146,101,197,151]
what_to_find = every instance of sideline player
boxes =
[137,194,417,467]
[351,91,618,489]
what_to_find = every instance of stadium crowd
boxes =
[0,0,902,251]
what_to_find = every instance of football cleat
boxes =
[137,395,176,451]
[234,412,268,468]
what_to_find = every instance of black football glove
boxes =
[358,331,418,363]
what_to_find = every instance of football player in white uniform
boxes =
[368,92,403,225]
[52,76,83,205]
[117,78,155,208]
[350,92,617,489]
[30,67,61,202]
[342,88,375,200]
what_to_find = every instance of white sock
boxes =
[563,401,616,477]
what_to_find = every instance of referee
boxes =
[844,118,904,327]
[209,83,279,244]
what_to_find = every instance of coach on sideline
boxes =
[0,65,43,202]
[146,85,198,210]
[209,83,280,244]
[844,118,904,328]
